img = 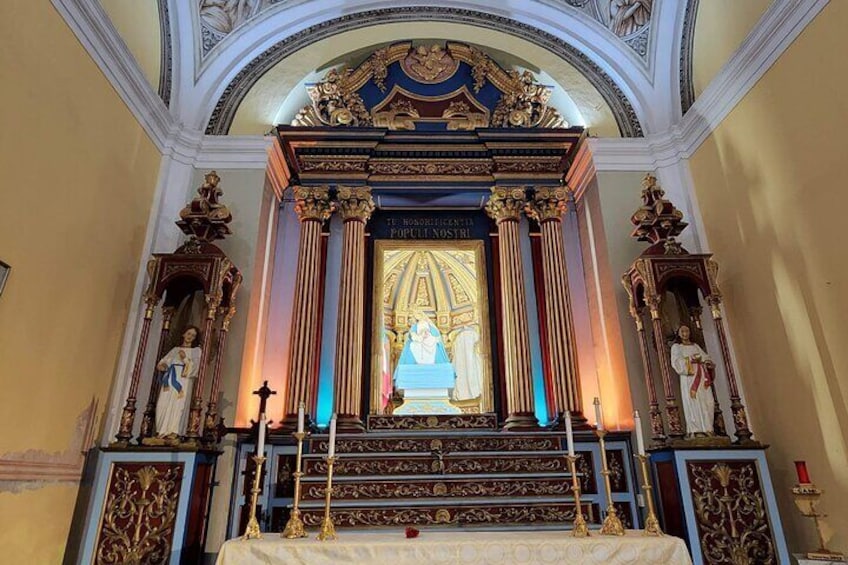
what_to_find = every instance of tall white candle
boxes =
[565,410,575,457]
[328,415,337,458]
[593,397,604,430]
[257,413,267,455]
[297,402,305,434]
[634,410,646,456]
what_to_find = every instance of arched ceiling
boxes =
[94,0,775,139]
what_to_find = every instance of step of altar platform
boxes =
[299,474,573,502]
[365,413,498,432]
[298,499,602,529]
[302,451,571,476]
[308,432,563,454]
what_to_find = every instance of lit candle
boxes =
[328,415,337,458]
[297,402,305,435]
[795,461,811,484]
[593,397,604,430]
[634,410,646,456]
[257,413,267,456]
[565,410,575,457]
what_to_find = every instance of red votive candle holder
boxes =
[795,461,811,484]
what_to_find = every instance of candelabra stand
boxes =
[634,454,662,536]
[242,455,266,540]
[565,455,589,537]
[596,430,625,536]
[281,431,308,539]
[792,483,845,561]
[316,455,337,541]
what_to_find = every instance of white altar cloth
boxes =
[216,530,693,565]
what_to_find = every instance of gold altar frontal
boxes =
[216,530,692,565]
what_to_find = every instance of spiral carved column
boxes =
[526,187,584,425]
[486,187,538,430]
[333,187,375,432]
[283,186,334,429]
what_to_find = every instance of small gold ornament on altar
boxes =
[791,461,845,562]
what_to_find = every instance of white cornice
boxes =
[53,0,827,174]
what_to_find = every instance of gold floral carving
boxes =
[442,101,488,131]
[369,160,491,176]
[367,413,497,431]
[297,157,369,174]
[95,464,183,565]
[303,477,570,501]
[309,454,567,476]
[301,503,580,528]
[337,186,375,222]
[372,99,420,130]
[296,68,372,127]
[315,435,557,454]
[689,461,777,564]
[491,70,566,128]
[526,187,568,223]
[496,159,562,173]
[485,186,527,223]
[293,186,334,222]
[402,45,459,83]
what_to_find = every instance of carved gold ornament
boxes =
[94,464,182,564]
[402,45,459,83]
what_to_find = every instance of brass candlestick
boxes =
[565,455,589,537]
[596,430,625,536]
[634,454,662,536]
[316,455,337,541]
[792,483,845,561]
[281,431,308,539]
[242,455,266,540]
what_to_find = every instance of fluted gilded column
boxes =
[527,187,584,426]
[283,186,333,429]
[486,187,539,430]
[333,187,375,432]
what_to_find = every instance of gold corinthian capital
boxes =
[485,186,527,223]
[293,186,334,222]
[526,186,568,223]
[337,186,376,222]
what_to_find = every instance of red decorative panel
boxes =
[93,462,184,564]
[654,459,685,539]
[606,449,629,493]
[686,459,778,564]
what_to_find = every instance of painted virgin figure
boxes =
[670,325,715,436]
[393,310,455,392]
[155,326,202,437]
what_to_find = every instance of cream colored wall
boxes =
[99,0,162,91]
[0,1,160,562]
[692,0,771,97]
[689,1,848,553]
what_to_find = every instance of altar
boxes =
[215,530,692,565]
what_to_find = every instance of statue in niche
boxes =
[155,326,202,438]
[394,310,455,394]
[670,325,715,437]
[451,325,483,402]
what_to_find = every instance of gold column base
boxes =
[565,454,589,537]
[599,505,625,536]
[282,507,307,539]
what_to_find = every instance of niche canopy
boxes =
[293,42,567,131]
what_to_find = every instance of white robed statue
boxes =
[155,326,202,437]
[451,326,483,401]
[393,310,455,393]
[670,325,715,436]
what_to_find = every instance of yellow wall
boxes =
[100,0,162,92]
[689,1,848,553]
[692,0,771,96]
[0,0,160,561]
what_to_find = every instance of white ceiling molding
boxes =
[53,0,827,172]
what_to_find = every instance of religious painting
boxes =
[370,240,493,416]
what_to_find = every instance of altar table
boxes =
[216,530,693,565]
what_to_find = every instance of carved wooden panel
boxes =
[93,462,184,564]
[686,460,778,565]
[305,453,569,476]
[576,450,597,495]
[311,434,559,454]
[607,449,630,493]
[366,413,498,431]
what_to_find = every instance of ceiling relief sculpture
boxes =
[292,42,567,131]
[560,0,653,57]
[198,0,282,55]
